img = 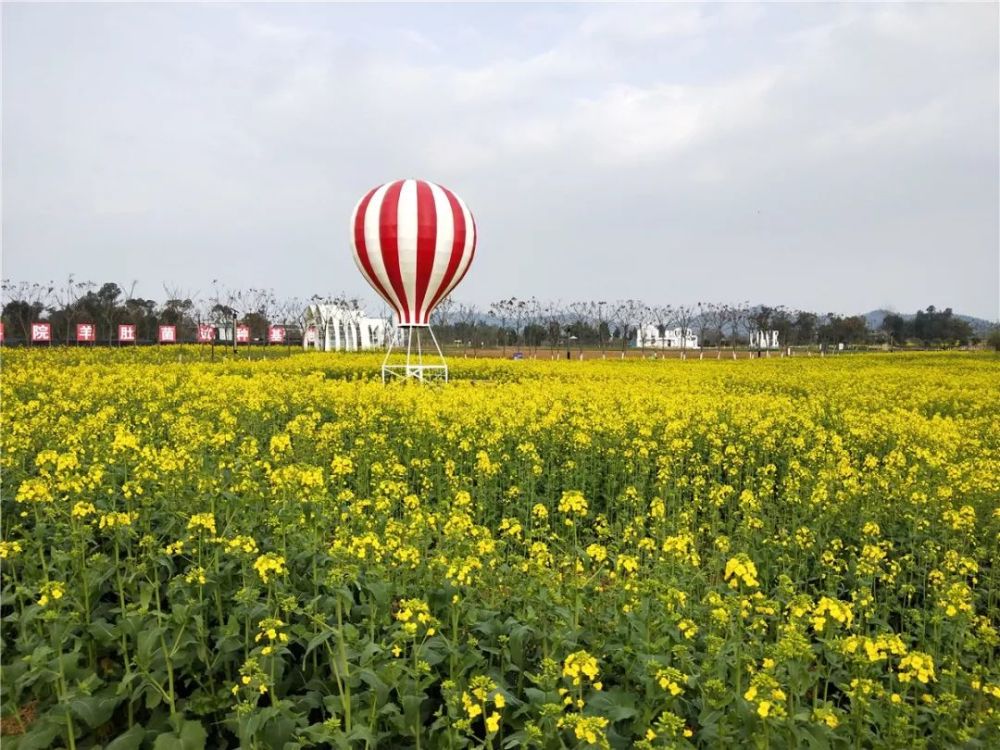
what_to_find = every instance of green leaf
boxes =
[105,724,147,750]
[69,694,122,728]
[8,720,62,750]
[304,629,334,658]
[153,719,207,750]
[401,693,424,729]
[152,733,184,750]
[587,688,638,722]
[178,718,208,749]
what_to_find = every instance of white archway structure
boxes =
[302,304,392,351]
[636,324,699,349]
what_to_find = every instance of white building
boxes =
[302,304,392,351]
[749,329,780,349]
[636,324,699,349]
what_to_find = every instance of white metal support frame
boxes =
[382,326,448,383]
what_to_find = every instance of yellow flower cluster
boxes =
[812,597,854,632]
[223,535,259,555]
[744,673,787,719]
[232,657,269,696]
[99,511,138,530]
[563,650,600,687]
[558,490,588,518]
[395,598,438,637]
[0,541,24,560]
[558,714,610,747]
[38,580,66,607]
[841,633,907,663]
[253,553,287,583]
[187,513,216,535]
[330,455,354,477]
[898,651,936,684]
[255,617,289,655]
[461,675,504,734]
[662,533,701,567]
[655,666,688,696]
[72,501,97,519]
[724,554,759,589]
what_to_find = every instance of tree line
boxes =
[1,277,993,350]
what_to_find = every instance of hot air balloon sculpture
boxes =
[350,179,476,382]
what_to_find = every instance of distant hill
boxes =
[863,309,995,335]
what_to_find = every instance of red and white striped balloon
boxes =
[350,179,477,327]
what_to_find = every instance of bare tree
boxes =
[541,301,565,357]
[162,283,199,341]
[278,297,310,346]
[674,304,696,360]
[1,280,54,341]
[95,281,133,344]
[565,301,592,356]
[696,302,712,359]
[707,303,728,358]
[51,274,92,343]
[634,303,654,355]
[489,298,514,355]
[726,301,750,359]
[611,299,644,358]
[454,302,479,356]
[431,295,455,330]
[521,297,543,355]
[590,300,610,357]
[510,297,529,353]
[647,304,674,357]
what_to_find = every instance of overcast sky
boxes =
[3,3,998,319]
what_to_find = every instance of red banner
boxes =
[197,325,215,343]
[304,325,317,344]
[31,323,51,342]
[118,324,137,342]
[268,326,286,344]
[76,323,97,342]
[236,325,251,343]
[158,325,177,343]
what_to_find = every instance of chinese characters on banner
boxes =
[158,325,177,344]
[118,324,137,343]
[236,325,251,343]
[197,325,215,343]
[76,323,97,343]
[32,323,52,342]
[268,326,286,344]
[304,325,317,345]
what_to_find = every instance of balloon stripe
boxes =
[379,181,411,324]
[444,200,477,299]
[421,183,455,324]
[413,180,437,325]
[363,184,406,321]
[397,180,420,325]
[351,186,396,314]
[424,186,467,319]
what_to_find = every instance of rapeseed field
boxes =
[2,348,998,749]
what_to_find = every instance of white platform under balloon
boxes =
[382,326,448,383]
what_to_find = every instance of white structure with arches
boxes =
[302,304,391,351]
[637,324,699,349]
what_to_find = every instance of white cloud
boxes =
[2,3,997,318]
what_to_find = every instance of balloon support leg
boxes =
[382,326,448,384]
